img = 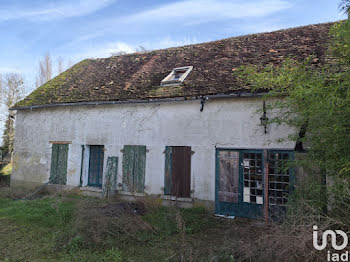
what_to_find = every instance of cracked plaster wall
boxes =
[11,97,294,201]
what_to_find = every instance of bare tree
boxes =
[110,45,150,57]
[339,0,350,14]
[3,73,25,108]
[110,50,127,57]
[67,59,74,69]
[135,45,149,54]
[2,73,26,156]
[35,52,52,88]
[57,56,64,74]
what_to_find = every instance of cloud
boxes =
[67,0,293,44]
[69,36,201,63]
[223,18,286,35]
[155,36,200,49]
[71,41,134,61]
[123,0,293,25]
[0,0,115,22]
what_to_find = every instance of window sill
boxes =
[161,195,193,202]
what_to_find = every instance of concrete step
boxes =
[80,186,102,197]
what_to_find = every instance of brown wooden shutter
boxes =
[171,146,191,198]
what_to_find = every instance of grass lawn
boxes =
[1,188,305,262]
[0,193,251,262]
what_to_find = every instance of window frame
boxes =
[161,66,193,86]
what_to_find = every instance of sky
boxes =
[0,0,346,92]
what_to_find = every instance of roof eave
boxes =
[11,92,268,111]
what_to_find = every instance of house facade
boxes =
[11,22,333,219]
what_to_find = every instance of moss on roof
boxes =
[15,59,93,108]
[14,22,335,109]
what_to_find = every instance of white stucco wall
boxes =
[11,97,295,201]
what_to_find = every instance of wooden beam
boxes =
[49,141,72,144]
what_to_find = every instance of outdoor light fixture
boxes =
[260,101,268,134]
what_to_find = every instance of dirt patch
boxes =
[99,201,147,217]
[0,183,51,200]
[167,217,272,261]
[73,199,154,246]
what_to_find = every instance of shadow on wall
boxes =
[0,174,10,187]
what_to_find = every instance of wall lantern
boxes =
[260,101,268,134]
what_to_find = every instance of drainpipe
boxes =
[200,96,208,112]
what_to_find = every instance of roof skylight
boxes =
[161,66,193,85]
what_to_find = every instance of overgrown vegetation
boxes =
[0,73,26,157]
[235,9,350,174]
[2,190,348,262]
[230,4,350,261]
[14,59,92,108]
[0,193,244,262]
[1,3,349,262]
[1,163,12,176]
[0,163,11,188]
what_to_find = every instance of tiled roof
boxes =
[14,22,334,109]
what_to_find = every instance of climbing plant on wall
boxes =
[234,17,350,179]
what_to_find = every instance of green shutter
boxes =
[57,144,68,185]
[49,144,68,185]
[102,156,118,197]
[164,146,172,195]
[122,145,146,192]
[49,144,59,184]
[134,146,146,193]
[122,145,135,191]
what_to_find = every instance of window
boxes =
[161,66,193,86]
[242,152,264,205]
[268,151,294,206]
[164,146,191,198]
